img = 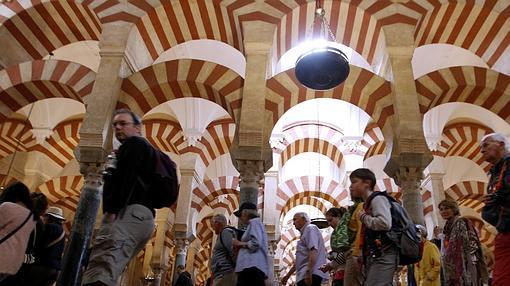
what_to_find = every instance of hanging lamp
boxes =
[295,1,350,90]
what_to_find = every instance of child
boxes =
[349,168,397,286]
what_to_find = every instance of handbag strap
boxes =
[0,211,32,245]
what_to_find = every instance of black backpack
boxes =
[136,148,179,209]
[149,149,179,209]
[368,191,423,265]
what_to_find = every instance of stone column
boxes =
[263,170,279,232]
[57,164,102,286]
[396,167,425,226]
[237,160,265,207]
[429,172,446,226]
[230,22,275,222]
[267,238,279,285]
[172,238,190,281]
[382,23,433,225]
[57,21,133,286]
[173,167,200,238]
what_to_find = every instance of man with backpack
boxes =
[211,214,237,286]
[349,168,400,286]
[83,109,178,286]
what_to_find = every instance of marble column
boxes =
[172,238,190,281]
[429,172,446,226]
[382,23,433,225]
[57,164,103,286]
[58,21,133,285]
[237,159,264,228]
[397,167,425,226]
[173,167,200,237]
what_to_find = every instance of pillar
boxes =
[237,160,265,207]
[263,170,279,230]
[382,23,433,226]
[397,167,425,225]
[172,238,190,281]
[429,172,446,226]
[58,21,133,286]
[231,21,275,225]
[57,166,102,286]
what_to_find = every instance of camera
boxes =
[103,152,117,176]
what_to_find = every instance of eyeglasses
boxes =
[112,121,135,127]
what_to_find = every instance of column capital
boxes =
[394,166,423,190]
[236,159,265,184]
[173,238,190,256]
[384,152,431,184]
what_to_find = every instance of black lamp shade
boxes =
[295,46,350,90]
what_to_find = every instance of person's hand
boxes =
[319,264,332,273]
[484,194,495,205]
[232,239,244,247]
[305,270,313,286]
[433,226,442,238]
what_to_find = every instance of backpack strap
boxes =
[219,227,236,265]
[46,229,65,248]
[0,211,32,245]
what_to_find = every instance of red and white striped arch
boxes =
[143,119,182,154]
[275,122,345,154]
[119,60,243,122]
[144,118,235,168]
[31,119,81,168]
[36,175,84,214]
[446,181,487,213]
[0,0,101,66]
[435,122,492,172]
[411,1,510,69]
[469,217,495,251]
[279,138,344,169]
[416,67,510,119]
[0,60,95,120]
[191,176,240,215]
[276,176,349,212]
[266,66,393,128]
[280,196,329,224]
[278,227,301,253]
[180,120,235,168]
[362,123,386,160]
[196,215,214,250]
[0,119,37,160]
[125,1,246,62]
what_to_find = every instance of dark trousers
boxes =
[297,274,323,286]
[236,267,265,286]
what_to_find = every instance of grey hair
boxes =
[242,209,260,219]
[212,214,227,225]
[294,212,310,223]
[481,132,510,151]
[416,225,427,238]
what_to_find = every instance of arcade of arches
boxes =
[0,0,509,285]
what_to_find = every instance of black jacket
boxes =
[103,136,155,216]
[483,156,510,233]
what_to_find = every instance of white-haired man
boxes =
[480,132,510,285]
[281,212,328,286]
[210,214,237,286]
